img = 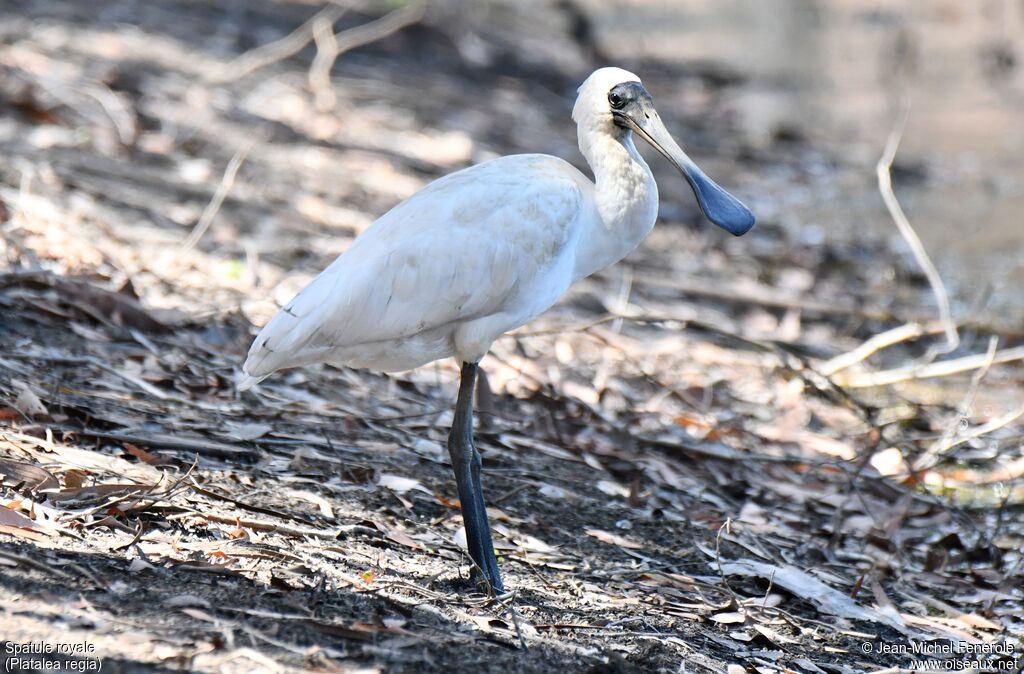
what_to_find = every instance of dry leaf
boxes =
[13,381,48,418]
[710,611,747,624]
[123,442,162,465]
[0,458,60,491]
[221,421,273,441]
[0,524,48,541]
[63,469,87,489]
[752,623,798,644]
[378,474,430,495]
[0,507,44,531]
[585,528,643,549]
[718,560,907,632]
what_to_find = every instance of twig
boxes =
[713,518,741,608]
[876,95,958,354]
[1,352,170,400]
[329,3,425,61]
[834,345,1024,388]
[181,139,255,250]
[925,408,1024,478]
[189,478,320,526]
[0,548,73,580]
[197,511,348,540]
[310,13,341,111]
[210,4,348,83]
[308,2,426,111]
[41,426,251,458]
[913,337,998,471]
[83,81,137,146]
[819,321,938,376]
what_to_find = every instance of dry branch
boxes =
[914,337,998,471]
[210,4,348,82]
[876,96,959,354]
[819,321,938,376]
[181,139,255,251]
[834,344,1024,387]
[309,2,426,111]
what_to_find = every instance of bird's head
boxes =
[573,67,755,237]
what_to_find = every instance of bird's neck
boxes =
[574,128,659,281]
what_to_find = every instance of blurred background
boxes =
[1,0,1022,326]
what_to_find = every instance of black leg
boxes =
[447,361,504,592]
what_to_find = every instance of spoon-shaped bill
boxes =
[618,103,755,236]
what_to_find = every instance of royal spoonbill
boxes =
[239,67,754,593]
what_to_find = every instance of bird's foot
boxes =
[469,564,505,596]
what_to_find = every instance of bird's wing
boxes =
[242,155,587,381]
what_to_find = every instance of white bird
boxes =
[240,67,754,592]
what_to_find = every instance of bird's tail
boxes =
[236,371,268,392]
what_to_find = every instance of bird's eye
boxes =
[608,92,625,110]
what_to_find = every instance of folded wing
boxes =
[241,155,586,386]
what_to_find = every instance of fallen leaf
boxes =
[485,506,510,522]
[585,528,643,549]
[220,421,273,441]
[378,474,430,495]
[123,442,162,465]
[180,607,218,623]
[0,508,49,538]
[129,558,155,572]
[13,381,48,418]
[287,489,335,518]
[954,613,1001,631]
[5,273,169,332]
[596,480,629,498]
[63,469,88,489]
[537,484,574,502]
[0,458,59,491]
[752,623,798,645]
[0,524,48,541]
[870,447,909,479]
[51,483,152,502]
[435,493,460,509]
[164,594,212,608]
[711,611,747,624]
[791,658,828,674]
[718,560,907,632]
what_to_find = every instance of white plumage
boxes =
[240,154,589,387]
[240,67,753,390]
[239,67,754,592]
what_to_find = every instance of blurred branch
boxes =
[834,344,1024,388]
[876,96,959,355]
[181,139,255,251]
[310,2,426,112]
[211,1,424,100]
[210,4,348,83]
[922,336,997,464]
[921,406,1024,472]
[330,2,425,58]
[819,321,943,376]
[310,13,342,111]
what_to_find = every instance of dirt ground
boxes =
[0,1,1021,673]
